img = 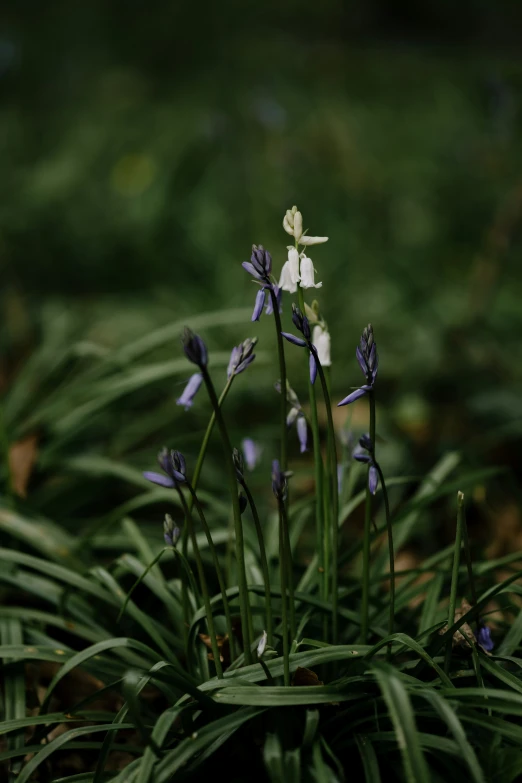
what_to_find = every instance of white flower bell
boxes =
[312,325,331,367]
[299,254,322,289]
[279,247,301,292]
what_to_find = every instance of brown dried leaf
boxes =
[8,433,38,498]
[292,667,323,687]
[438,597,492,655]
[198,633,231,667]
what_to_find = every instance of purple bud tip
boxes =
[182,327,208,368]
[176,373,203,410]
[281,332,307,348]
[309,352,317,385]
[252,289,266,322]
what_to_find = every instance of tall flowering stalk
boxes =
[181,327,254,665]
[243,246,288,472]
[279,208,330,602]
[234,448,273,645]
[144,449,224,678]
[272,460,293,686]
[281,305,340,641]
[353,433,395,654]
[338,325,381,644]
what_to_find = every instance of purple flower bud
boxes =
[297,414,308,453]
[353,450,371,464]
[291,304,311,339]
[337,386,372,407]
[170,450,186,478]
[369,465,378,495]
[250,245,272,278]
[478,625,494,652]
[281,332,307,347]
[271,459,292,500]
[265,285,282,315]
[164,514,181,547]
[242,438,262,471]
[252,289,266,322]
[242,261,263,280]
[359,433,373,453]
[143,470,175,488]
[309,352,317,385]
[144,447,187,488]
[176,373,203,410]
[182,327,208,368]
[228,338,258,377]
[355,324,378,385]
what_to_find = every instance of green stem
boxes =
[175,486,223,679]
[460,504,478,632]
[186,482,236,660]
[297,287,325,599]
[375,462,394,659]
[242,481,273,645]
[201,367,253,665]
[269,288,288,471]
[360,392,376,644]
[278,505,290,686]
[191,377,234,494]
[281,502,296,641]
[444,491,465,675]
[313,350,339,644]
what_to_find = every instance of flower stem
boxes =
[191,377,234,494]
[313,351,339,644]
[297,287,325,599]
[201,367,253,665]
[460,502,478,632]
[281,501,296,641]
[375,462,394,659]
[242,481,273,645]
[360,391,376,644]
[278,504,290,686]
[175,486,223,679]
[269,288,288,472]
[444,491,465,675]
[186,482,236,660]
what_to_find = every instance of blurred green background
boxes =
[2,1,522,553]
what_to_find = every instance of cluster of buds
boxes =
[275,380,308,453]
[163,514,181,548]
[281,305,319,385]
[283,206,328,246]
[338,324,378,407]
[227,338,258,378]
[352,434,378,495]
[144,448,187,488]
[271,459,292,502]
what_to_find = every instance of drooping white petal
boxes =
[312,326,331,366]
[287,247,300,283]
[278,260,298,292]
[299,235,328,246]
[299,255,322,289]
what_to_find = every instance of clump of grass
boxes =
[1,207,522,782]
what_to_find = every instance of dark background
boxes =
[2,1,522,553]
